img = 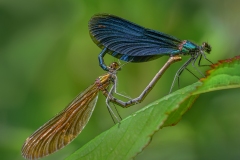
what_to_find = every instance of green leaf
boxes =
[66,56,240,160]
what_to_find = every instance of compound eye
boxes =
[202,42,211,54]
[109,62,120,70]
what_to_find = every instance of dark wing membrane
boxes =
[109,51,162,62]
[21,84,99,160]
[89,13,182,57]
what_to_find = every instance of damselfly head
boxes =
[201,42,211,54]
[109,62,121,71]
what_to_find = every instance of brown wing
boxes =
[21,84,99,160]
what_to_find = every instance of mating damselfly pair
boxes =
[22,13,212,159]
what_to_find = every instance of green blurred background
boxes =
[1,0,240,160]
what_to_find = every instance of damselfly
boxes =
[89,13,213,92]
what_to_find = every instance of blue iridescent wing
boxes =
[89,13,182,59]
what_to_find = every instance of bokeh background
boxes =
[1,0,240,160]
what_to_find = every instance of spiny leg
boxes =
[105,86,122,122]
[112,74,132,100]
[176,67,200,90]
[191,54,205,77]
[169,57,193,93]
[198,54,214,67]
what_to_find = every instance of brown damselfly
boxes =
[22,56,181,159]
